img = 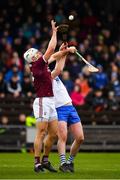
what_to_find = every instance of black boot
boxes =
[59,163,69,172]
[34,163,44,173]
[42,161,57,172]
[67,162,74,172]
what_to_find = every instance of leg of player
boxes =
[34,121,48,172]
[67,122,84,172]
[57,121,69,172]
[42,119,58,172]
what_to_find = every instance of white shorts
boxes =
[33,97,58,122]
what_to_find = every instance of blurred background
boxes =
[0,0,120,152]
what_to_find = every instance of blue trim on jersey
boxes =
[56,105,80,125]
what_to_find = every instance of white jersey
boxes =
[53,77,72,108]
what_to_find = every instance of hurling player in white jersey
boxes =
[52,50,84,173]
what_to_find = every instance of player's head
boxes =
[24,48,42,63]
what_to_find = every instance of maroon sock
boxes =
[35,157,40,165]
[42,155,48,163]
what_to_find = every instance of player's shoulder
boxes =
[38,55,47,63]
[37,55,48,65]
[32,56,47,67]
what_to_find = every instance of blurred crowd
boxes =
[0,0,120,115]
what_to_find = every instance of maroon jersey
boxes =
[30,56,53,97]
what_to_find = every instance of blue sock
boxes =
[67,155,75,164]
[60,154,66,165]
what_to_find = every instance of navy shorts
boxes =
[56,105,80,125]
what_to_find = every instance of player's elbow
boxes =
[50,54,56,61]
[55,68,62,75]
[51,54,57,60]
[52,51,64,60]
[51,68,62,79]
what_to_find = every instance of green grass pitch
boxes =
[0,153,120,179]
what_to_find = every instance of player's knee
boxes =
[40,130,46,138]
[59,133,67,142]
[58,125,67,142]
[62,136,67,142]
[37,128,46,139]
[76,134,84,144]
[49,133,58,141]
[81,134,84,142]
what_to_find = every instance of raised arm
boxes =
[51,43,76,78]
[43,20,58,61]
[48,43,68,64]
[48,46,77,65]
[51,55,67,79]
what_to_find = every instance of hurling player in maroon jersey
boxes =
[24,20,77,173]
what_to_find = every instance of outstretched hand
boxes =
[51,20,58,32]
[59,43,68,51]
